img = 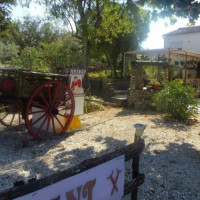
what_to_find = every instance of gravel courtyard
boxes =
[0,107,200,200]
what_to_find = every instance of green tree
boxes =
[11,46,46,71]
[44,0,108,71]
[137,0,200,23]
[8,16,60,51]
[12,32,82,72]
[89,3,133,77]
[39,22,60,44]
[14,16,44,50]
[39,32,82,72]
[90,2,150,77]
[0,0,15,34]
[44,0,200,73]
[0,40,18,64]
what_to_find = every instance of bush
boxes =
[88,71,111,85]
[84,96,105,113]
[12,47,49,72]
[153,81,198,121]
[88,71,111,79]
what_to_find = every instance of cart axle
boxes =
[50,107,59,116]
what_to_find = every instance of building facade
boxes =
[163,26,200,53]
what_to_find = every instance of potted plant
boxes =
[153,81,161,90]
[138,84,144,90]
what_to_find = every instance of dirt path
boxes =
[0,107,200,199]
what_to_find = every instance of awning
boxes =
[123,48,200,81]
[125,48,200,61]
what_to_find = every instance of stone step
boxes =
[112,97,127,107]
[114,94,128,99]
[108,82,129,90]
[114,90,128,95]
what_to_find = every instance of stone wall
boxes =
[128,88,157,109]
[128,61,168,109]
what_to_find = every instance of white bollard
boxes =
[134,123,146,142]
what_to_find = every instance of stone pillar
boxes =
[130,61,143,90]
[128,61,143,107]
[128,61,159,109]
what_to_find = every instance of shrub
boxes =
[84,96,105,113]
[12,47,49,72]
[88,71,111,79]
[88,71,109,85]
[153,81,198,121]
[88,71,111,85]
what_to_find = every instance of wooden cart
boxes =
[0,67,84,140]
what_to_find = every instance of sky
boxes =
[12,2,46,19]
[142,17,200,49]
[11,2,200,50]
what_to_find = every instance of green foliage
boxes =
[39,33,82,71]
[0,41,19,64]
[158,72,166,82]
[45,0,109,69]
[12,47,48,72]
[90,2,150,78]
[94,3,134,43]
[196,98,200,105]
[89,2,136,78]
[138,0,200,23]
[144,66,158,79]
[84,96,105,113]
[45,0,150,75]
[153,81,160,86]
[12,17,42,50]
[153,81,198,121]
[169,64,180,80]
[88,71,111,79]
[12,33,82,72]
[8,16,60,51]
[88,71,111,85]
[0,0,15,34]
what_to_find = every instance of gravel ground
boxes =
[0,107,200,200]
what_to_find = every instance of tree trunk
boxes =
[82,36,91,95]
[109,56,118,78]
[112,62,118,78]
[82,37,89,70]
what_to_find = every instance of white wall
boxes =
[164,32,200,53]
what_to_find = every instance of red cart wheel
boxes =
[25,80,75,140]
[0,100,24,127]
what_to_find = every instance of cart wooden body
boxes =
[0,67,84,140]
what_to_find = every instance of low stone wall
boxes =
[128,88,157,109]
